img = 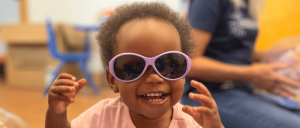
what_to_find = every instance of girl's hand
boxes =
[182,80,224,128]
[48,73,86,114]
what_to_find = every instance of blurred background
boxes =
[0,0,300,128]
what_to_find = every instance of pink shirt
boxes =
[71,97,202,128]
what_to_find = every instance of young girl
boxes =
[46,2,224,128]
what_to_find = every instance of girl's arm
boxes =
[45,73,86,128]
[46,108,70,128]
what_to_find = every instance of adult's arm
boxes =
[251,49,266,62]
[188,28,300,97]
[187,28,253,83]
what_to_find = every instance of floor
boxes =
[0,77,119,128]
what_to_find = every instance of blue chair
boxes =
[43,20,100,96]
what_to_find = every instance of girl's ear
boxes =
[105,68,119,93]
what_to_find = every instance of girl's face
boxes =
[106,18,184,119]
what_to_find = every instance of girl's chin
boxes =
[138,109,172,119]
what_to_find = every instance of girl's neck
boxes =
[130,108,173,128]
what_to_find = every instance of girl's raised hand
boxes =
[48,73,86,114]
[182,80,224,128]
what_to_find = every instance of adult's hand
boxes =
[249,63,300,97]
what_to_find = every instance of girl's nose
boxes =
[144,66,164,84]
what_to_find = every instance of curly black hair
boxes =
[97,2,194,68]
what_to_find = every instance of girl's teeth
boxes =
[146,93,163,97]
[141,93,169,102]
[148,99,163,102]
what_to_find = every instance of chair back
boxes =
[46,20,61,58]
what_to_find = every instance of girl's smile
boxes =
[138,91,171,105]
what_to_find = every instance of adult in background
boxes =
[181,0,300,128]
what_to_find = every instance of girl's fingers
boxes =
[189,93,214,108]
[63,92,76,99]
[57,73,76,81]
[49,76,86,104]
[183,105,214,118]
[54,79,77,87]
[77,79,87,90]
[56,94,74,103]
[51,86,75,94]
[190,80,212,98]
[193,106,214,117]
[182,105,195,116]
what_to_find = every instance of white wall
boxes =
[28,0,180,25]
[0,0,19,25]
[0,0,19,56]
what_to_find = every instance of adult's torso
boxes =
[187,0,258,92]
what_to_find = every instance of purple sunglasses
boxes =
[109,51,191,82]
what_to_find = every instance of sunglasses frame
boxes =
[109,51,191,82]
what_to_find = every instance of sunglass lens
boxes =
[155,53,187,79]
[114,55,145,80]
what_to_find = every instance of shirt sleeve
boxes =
[188,0,225,33]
